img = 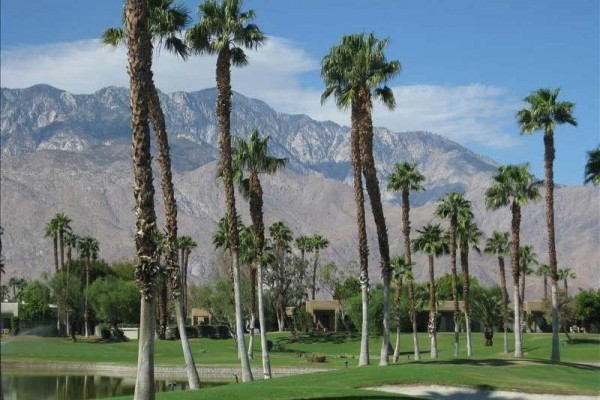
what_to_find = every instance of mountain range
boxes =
[1,84,598,299]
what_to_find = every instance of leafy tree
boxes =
[485,163,541,357]
[543,291,577,342]
[186,0,266,382]
[318,261,356,332]
[88,277,140,329]
[517,87,577,362]
[484,231,511,353]
[19,281,51,326]
[49,272,84,338]
[558,268,576,298]
[574,289,600,332]
[112,261,137,281]
[412,223,448,359]
[584,146,600,185]
[123,0,160,396]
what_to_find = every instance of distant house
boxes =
[190,308,212,325]
[304,300,341,332]
[0,301,19,334]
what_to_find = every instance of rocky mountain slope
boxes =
[1,85,598,299]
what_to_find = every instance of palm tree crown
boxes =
[584,146,600,185]
[185,0,266,65]
[102,0,191,59]
[269,222,293,253]
[311,235,329,253]
[516,88,577,137]
[77,236,99,260]
[436,192,473,222]
[485,164,542,209]
[484,231,510,256]
[412,224,448,256]
[387,162,425,193]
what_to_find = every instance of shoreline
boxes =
[1,360,327,381]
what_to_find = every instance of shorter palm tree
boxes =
[295,235,314,298]
[584,147,600,185]
[310,235,329,301]
[44,219,59,274]
[558,268,576,297]
[484,231,510,354]
[390,255,411,363]
[518,245,538,309]
[178,235,197,315]
[536,264,551,300]
[412,223,448,359]
[78,235,99,337]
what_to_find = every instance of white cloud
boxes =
[1,37,520,149]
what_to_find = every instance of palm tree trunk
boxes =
[160,278,168,340]
[498,256,509,354]
[460,242,472,357]
[350,101,370,367]
[59,229,65,271]
[543,275,548,299]
[408,281,420,360]
[216,46,253,382]
[175,300,200,388]
[257,259,272,378]
[393,280,402,363]
[66,246,72,265]
[511,201,523,358]
[520,260,526,310]
[248,264,256,359]
[543,133,560,362]
[53,236,59,274]
[358,90,391,366]
[126,0,159,396]
[428,255,438,359]
[564,278,568,298]
[85,258,90,338]
[447,218,460,358]
[312,250,319,300]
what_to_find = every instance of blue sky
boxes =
[1,0,598,185]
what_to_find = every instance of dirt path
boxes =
[368,384,598,399]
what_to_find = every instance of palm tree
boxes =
[177,235,197,315]
[536,264,551,300]
[44,219,60,274]
[8,277,19,300]
[321,32,400,366]
[63,232,79,266]
[232,130,285,378]
[186,0,265,381]
[485,164,541,357]
[269,221,293,332]
[584,147,600,185]
[124,0,159,396]
[484,231,511,354]
[518,245,538,311]
[77,236,99,338]
[103,0,200,389]
[52,213,72,271]
[456,215,481,357]
[0,225,4,276]
[310,235,329,301]
[295,235,314,299]
[558,268,576,297]
[0,285,8,301]
[390,255,411,363]
[320,41,371,368]
[404,262,421,360]
[435,192,472,357]
[412,223,448,359]
[517,88,577,362]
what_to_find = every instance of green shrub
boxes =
[198,325,216,338]
[306,353,326,363]
[99,324,111,340]
[266,340,273,352]
[215,325,229,339]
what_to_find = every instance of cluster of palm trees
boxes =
[113,0,594,395]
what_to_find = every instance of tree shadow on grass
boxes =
[419,358,599,371]
[293,396,414,400]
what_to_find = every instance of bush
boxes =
[215,325,230,339]
[306,353,326,363]
[165,325,199,339]
[10,316,19,335]
[266,340,273,352]
[99,324,111,340]
[198,325,216,338]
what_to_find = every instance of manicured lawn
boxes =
[2,331,599,367]
[104,359,599,399]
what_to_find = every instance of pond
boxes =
[1,372,226,399]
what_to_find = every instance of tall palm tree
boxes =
[177,235,197,315]
[232,130,285,378]
[52,213,72,271]
[517,88,577,362]
[404,262,420,361]
[456,215,481,357]
[186,0,265,381]
[321,32,400,366]
[124,0,160,396]
[77,236,99,338]
[102,1,201,386]
[536,264,551,300]
[321,37,371,367]
[584,147,600,185]
[44,219,60,274]
[295,235,314,299]
[390,255,411,363]
[436,192,472,357]
[485,164,541,357]
[268,221,293,332]
[518,245,538,310]
[310,235,329,301]
[63,232,79,266]
[484,231,511,354]
[558,268,576,298]
[412,223,448,359]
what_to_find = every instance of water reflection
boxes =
[2,373,223,399]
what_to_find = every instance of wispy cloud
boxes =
[1,37,520,149]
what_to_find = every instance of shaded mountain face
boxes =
[1,85,598,299]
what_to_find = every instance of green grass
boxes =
[2,331,599,367]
